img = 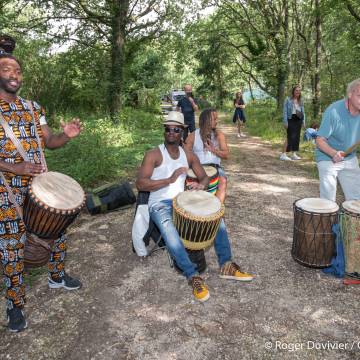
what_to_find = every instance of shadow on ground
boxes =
[1,121,359,360]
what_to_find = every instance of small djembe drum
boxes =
[340,200,360,276]
[292,197,339,268]
[173,190,224,251]
[185,165,219,194]
[23,171,85,268]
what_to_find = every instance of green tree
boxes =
[192,18,234,107]
[213,0,292,110]
[124,47,170,111]
[32,0,183,123]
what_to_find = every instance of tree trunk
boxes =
[109,0,129,123]
[276,68,287,111]
[247,77,254,101]
[217,69,224,107]
[313,0,322,120]
[276,0,290,111]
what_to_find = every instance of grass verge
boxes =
[222,101,319,178]
[45,108,164,190]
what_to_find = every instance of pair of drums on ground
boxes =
[292,197,360,274]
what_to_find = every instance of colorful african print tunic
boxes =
[0,97,66,310]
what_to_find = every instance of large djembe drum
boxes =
[292,197,339,268]
[23,171,85,268]
[340,200,360,276]
[173,190,224,251]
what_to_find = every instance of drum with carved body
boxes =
[340,200,360,276]
[23,172,85,268]
[292,197,339,268]
[23,171,85,239]
[173,190,224,251]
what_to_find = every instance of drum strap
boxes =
[0,100,47,170]
[0,110,25,218]
[26,101,48,172]
[0,116,24,217]
[0,112,31,162]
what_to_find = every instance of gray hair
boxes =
[347,79,360,95]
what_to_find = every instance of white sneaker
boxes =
[291,153,301,160]
[240,133,246,137]
[280,153,292,161]
[237,134,241,138]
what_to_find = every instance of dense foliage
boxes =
[1,1,359,120]
[0,0,359,134]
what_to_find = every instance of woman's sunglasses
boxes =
[164,126,182,134]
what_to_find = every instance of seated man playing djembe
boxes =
[136,111,253,302]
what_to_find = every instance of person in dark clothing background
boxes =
[233,91,246,138]
[177,84,198,141]
[0,34,16,55]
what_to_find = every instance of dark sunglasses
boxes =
[164,126,182,134]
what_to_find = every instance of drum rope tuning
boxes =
[340,200,360,276]
[173,190,225,251]
[23,172,85,268]
[292,197,339,268]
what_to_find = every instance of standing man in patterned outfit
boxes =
[0,53,82,332]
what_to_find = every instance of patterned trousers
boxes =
[0,231,67,310]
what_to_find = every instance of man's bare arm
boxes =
[136,149,188,192]
[205,131,229,160]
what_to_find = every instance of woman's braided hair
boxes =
[199,108,217,149]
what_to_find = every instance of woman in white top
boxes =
[184,108,229,203]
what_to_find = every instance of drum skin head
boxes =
[187,165,217,179]
[176,190,221,216]
[342,200,360,214]
[31,171,84,210]
[295,197,339,213]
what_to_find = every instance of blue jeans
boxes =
[149,199,232,279]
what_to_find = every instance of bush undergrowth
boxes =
[45,107,163,190]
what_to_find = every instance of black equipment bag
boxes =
[86,181,136,215]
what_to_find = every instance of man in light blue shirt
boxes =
[316,79,360,201]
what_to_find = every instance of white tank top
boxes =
[193,129,220,165]
[148,144,188,207]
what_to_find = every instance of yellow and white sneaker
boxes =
[219,262,254,281]
[189,276,210,302]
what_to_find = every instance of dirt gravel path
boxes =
[1,121,360,360]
